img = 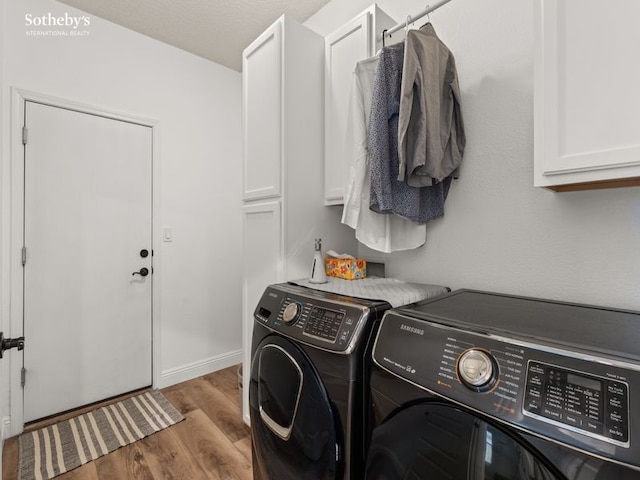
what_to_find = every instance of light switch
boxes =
[163,227,173,242]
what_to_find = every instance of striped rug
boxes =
[18,390,184,480]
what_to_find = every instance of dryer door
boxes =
[366,402,563,480]
[250,335,340,480]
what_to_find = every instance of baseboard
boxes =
[157,349,242,389]
[1,416,9,442]
[0,416,10,474]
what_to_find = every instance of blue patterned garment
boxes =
[368,42,451,224]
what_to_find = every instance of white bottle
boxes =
[309,238,328,284]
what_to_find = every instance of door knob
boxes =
[132,267,149,277]
[0,332,25,359]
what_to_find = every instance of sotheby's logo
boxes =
[25,12,91,37]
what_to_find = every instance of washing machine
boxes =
[366,289,640,479]
[249,281,448,480]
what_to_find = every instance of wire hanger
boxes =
[423,4,432,25]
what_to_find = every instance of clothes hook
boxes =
[425,4,432,23]
[405,15,412,35]
[382,28,387,48]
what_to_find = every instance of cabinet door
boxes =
[241,201,282,422]
[324,12,372,205]
[243,21,282,200]
[534,0,640,190]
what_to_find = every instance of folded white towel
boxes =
[291,277,448,308]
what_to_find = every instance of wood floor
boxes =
[2,365,253,480]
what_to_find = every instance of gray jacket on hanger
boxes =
[398,23,465,187]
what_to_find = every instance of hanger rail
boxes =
[379,0,453,43]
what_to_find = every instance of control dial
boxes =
[458,349,497,392]
[282,302,302,325]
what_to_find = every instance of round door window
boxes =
[250,335,339,480]
[366,402,563,480]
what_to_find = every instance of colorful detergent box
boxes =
[325,257,367,280]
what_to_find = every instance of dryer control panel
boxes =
[254,284,389,354]
[372,310,640,470]
[523,361,629,444]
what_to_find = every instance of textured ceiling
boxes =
[57,0,332,71]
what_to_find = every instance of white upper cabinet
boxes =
[534,0,640,191]
[243,21,283,200]
[324,5,395,205]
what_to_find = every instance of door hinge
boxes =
[21,367,27,387]
[21,246,27,266]
[22,126,28,145]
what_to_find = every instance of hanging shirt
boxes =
[368,42,451,225]
[398,23,465,187]
[341,56,426,253]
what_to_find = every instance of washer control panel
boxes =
[254,284,387,353]
[276,296,358,349]
[303,306,345,342]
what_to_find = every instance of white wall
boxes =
[0,0,6,467]
[306,0,640,311]
[0,0,242,437]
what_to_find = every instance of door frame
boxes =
[7,88,162,436]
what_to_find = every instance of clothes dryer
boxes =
[366,289,640,479]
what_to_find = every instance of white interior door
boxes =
[22,101,153,423]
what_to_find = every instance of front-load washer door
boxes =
[250,335,340,480]
[365,401,564,480]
